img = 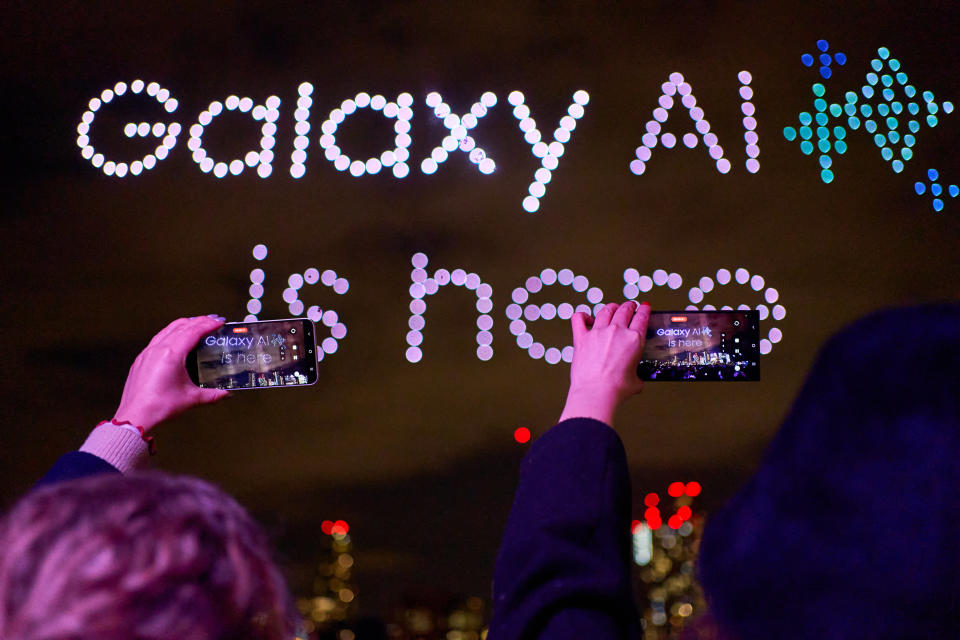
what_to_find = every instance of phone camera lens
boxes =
[290,328,297,334]
[734,320,740,326]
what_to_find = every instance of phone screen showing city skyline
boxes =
[638,311,760,381]
[195,320,317,389]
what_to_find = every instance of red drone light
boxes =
[514,427,531,443]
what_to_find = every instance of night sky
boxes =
[3,0,959,616]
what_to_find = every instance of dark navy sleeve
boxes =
[489,418,641,640]
[36,451,120,486]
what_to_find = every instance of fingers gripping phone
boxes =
[187,319,318,389]
[637,311,760,381]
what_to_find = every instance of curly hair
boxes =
[0,471,299,640]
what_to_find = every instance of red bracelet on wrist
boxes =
[97,419,157,455]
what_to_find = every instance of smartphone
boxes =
[637,310,760,381]
[187,318,318,389]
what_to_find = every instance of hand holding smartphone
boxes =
[187,319,318,389]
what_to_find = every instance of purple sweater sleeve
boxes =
[489,418,641,640]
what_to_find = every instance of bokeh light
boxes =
[633,73,730,176]
[320,92,413,179]
[407,253,493,362]
[511,90,589,212]
[77,80,181,177]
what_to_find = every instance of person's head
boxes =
[698,303,960,639]
[0,471,298,640]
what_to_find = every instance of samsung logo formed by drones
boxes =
[75,73,761,213]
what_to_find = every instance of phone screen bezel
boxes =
[638,310,760,382]
[187,318,318,389]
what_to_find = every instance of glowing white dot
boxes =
[735,268,750,284]
[652,269,668,286]
[252,244,268,261]
[688,287,704,304]
[228,159,243,175]
[772,304,786,321]
[755,304,769,320]
[288,300,304,316]
[586,287,603,304]
[572,275,589,292]
[717,158,731,173]
[760,339,772,355]
[768,328,783,344]
[349,160,365,176]
[568,104,585,119]
[750,274,765,291]
[529,342,545,359]
[247,299,262,314]
[637,275,652,292]
[257,164,272,178]
[522,196,540,213]
[557,303,574,320]
[661,133,676,148]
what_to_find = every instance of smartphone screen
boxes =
[637,311,760,381]
[187,319,318,389]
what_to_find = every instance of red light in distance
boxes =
[514,427,531,443]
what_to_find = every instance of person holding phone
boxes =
[489,300,650,639]
[489,302,960,639]
[0,316,301,640]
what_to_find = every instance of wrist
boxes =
[559,385,623,425]
[113,409,159,433]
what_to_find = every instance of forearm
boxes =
[559,387,622,425]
